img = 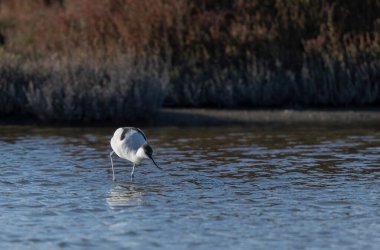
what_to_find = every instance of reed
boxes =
[0,0,379,121]
[0,53,168,122]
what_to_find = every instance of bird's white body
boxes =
[110,127,147,165]
[109,127,160,181]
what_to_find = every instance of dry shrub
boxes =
[164,0,380,107]
[0,0,379,117]
[0,53,168,122]
[0,57,31,117]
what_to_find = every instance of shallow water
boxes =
[1,124,380,249]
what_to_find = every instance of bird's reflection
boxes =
[107,183,144,208]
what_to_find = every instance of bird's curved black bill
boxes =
[149,156,162,170]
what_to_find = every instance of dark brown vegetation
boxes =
[0,0,379,121]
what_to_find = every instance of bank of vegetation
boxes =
[0,0,379,122]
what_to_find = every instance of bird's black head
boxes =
[142,144,153,157]
[142,144,162,170]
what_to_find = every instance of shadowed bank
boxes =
[157,108,380,126]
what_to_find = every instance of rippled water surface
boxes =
[1,124,380,249]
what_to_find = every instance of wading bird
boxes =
[110,127,161,181]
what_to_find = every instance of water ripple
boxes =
[0,125,380,249]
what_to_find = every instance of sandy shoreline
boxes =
[157,108,380,126]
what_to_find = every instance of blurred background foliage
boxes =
[0,0,379,121]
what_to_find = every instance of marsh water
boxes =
[1,124,380,249]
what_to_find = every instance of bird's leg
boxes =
[130,163,135,181]
[110,151,116,182]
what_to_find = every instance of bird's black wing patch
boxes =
[120,128,128,140]
[135,128,147,141]
[120,127,147,141]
